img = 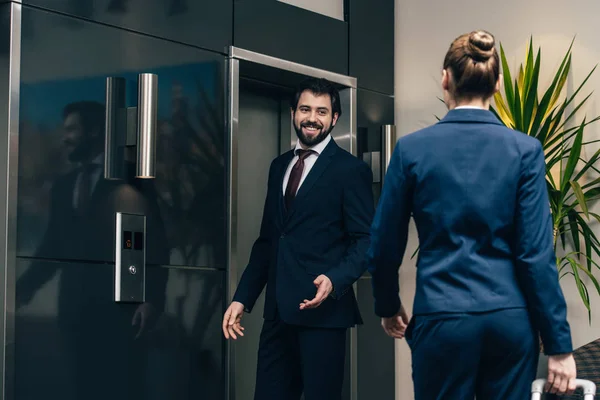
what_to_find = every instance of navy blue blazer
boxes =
[367,109,573,355]
[233,138,375,328]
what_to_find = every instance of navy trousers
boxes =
[406,308,539,400]
[254,315,347,400]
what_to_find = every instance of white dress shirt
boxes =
[282,134,332,195]
[454,105,485,110]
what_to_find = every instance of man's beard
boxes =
[294,120,332,147]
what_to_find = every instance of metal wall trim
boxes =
[225,57,240,400]
[229,46,357,89]
[348,86,358,400]
[381,124,396,180]
[1,3,21,400]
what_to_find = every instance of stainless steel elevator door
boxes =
[235,83,284,400]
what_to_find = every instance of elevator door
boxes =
[233,78,352,400]
[235,81,283,399]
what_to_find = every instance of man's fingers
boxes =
[223,308,242,339]
[227,316,240,340]
[228,311,237,325]
[387,327,403,339]
[222,310,231,339]
[228,325,238,340]
[300,295,323,309]
[300,285,328,310]
[233,323,245,338]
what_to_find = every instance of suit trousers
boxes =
[406,307,539,400]
[254,314,347,400]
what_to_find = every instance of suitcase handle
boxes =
[531,378,596,400]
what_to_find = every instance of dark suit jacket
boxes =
[367,109,573,355]
[233,138,374,329]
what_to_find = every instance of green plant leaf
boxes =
[567,209,581,253]
[570,181,589,219]
[499,42,515,110]
[574,147,600,182]
[575,259,600,298]
[567,256,591,311]
[492,93,514,127]
[513,80,523,130]
[523,48,541,132]
[561,119,585,193]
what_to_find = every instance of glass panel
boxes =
[17,6,226,269]
[15,7,227,400]
[21,0,232,53]
[15,259,225,400]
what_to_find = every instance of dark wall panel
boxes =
[355,90,395,399]
[349,0,394,94]
[234,0,348,75]
[357,88,395,154]
[19,0,232,53]
[17,6,227,269]
[15,259,224,400]
[357,277,395,400]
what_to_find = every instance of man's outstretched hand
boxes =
[300,275,333,310]
[222,301,245,340]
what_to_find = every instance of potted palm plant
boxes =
[491,38,600,322]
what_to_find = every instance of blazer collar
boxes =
[438,108,504,126]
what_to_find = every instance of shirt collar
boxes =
[294,133,332,155]
[454,105,485,110]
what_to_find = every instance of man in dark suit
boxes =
[222,77,374,400]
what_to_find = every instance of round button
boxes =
[129,265,137,275]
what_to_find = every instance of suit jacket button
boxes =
[280,234,285,239]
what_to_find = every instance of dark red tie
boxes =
[285,149,316,210]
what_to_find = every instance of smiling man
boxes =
[222,77,375,400]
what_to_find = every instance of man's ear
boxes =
[332,112,339,126]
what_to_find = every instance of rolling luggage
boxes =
[532,378,596,400]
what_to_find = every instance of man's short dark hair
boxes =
[62,101,106,135]
[291,77,342,118]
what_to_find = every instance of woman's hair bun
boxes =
[467,30,495,62]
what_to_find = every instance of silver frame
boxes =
[0,4,21,400]
[226,46,358,400]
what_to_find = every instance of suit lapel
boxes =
[285,140,337,222]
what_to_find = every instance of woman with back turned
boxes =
[367,30,577,399]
